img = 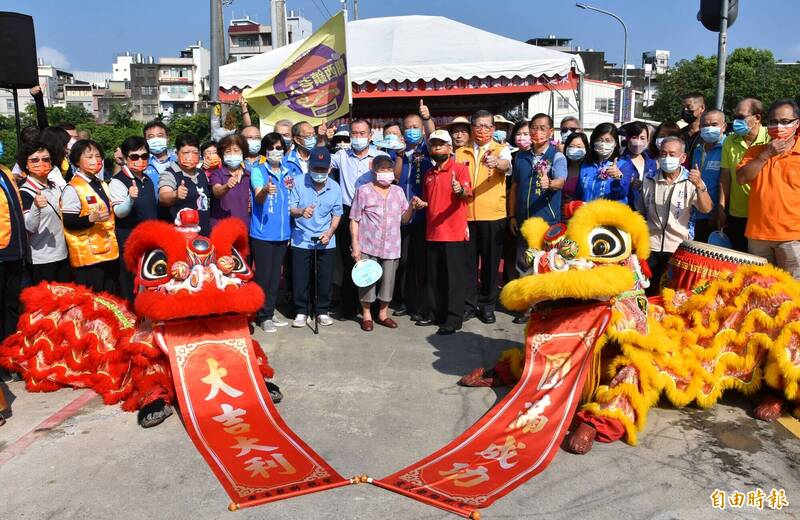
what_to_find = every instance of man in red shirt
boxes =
[414,130,472,335]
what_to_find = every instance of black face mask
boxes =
[682,108,697,124]
[430,153,449,163]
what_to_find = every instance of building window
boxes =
[264,33,272,46]
[595,97,615,114]
[6,100,14,111]
[557,97,571,110]
[237,36,258,47]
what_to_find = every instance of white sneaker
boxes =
[317,314,334,326]
[292,314,308,328]
[272,315,289,327]
[259,320,277,333]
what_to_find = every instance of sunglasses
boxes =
[128,153,149,161]
[28,157,52,164]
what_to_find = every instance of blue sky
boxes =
[5,0,799,72]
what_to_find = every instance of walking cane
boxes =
[310,236,320,335]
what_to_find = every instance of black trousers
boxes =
[30,259,71,286]
[727,215,749,253]
[694,219,713,243]
[252,239,288,321]
[0,259,24,342]
[73,259,119,295]
[335,205,358,317]
[292,246,335,316]
[647,251,672,296]
[465,219,506,313]
[426,241,468,329]
[395,222,427,314]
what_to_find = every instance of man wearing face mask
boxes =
[288,146,343,328]
[330,119,389,320]
[274,119,294,151]
[143,121,176,187]
[493,115,513,146]
[393,102,435,319]
[558,117,582,153]
[737,99,800,278]
[455,110,512,324]
[109,136,159,301]
[637,137,712,293]
[690,110,727,242]
[240,125,266,170]
[282,121,317,177]
[719,98,769,253]
[680,92,706,164]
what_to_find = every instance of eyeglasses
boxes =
[530,126,551,132]
[127,153,149,161]
[28,157,51,164]
[766,118,798,126]
[264,146,284,151]
[472,123,494,130]
[179,150,200,157]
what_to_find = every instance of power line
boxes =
[310,0,332,18]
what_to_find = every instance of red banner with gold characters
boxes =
[156,315,348,510]
[374,304,611,518]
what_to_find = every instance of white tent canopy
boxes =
[220,15,584,90]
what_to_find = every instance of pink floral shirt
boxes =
[350,183,409,259]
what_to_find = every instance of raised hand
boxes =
[607,158,622,179]
[128,183,139,199]
[267,179,277,195]
[34,193,48,209]
[484,150,498,169]
[451,172,463,195]
[302,204,316,219]
[688,163,703,187]
[177,180,189,200]
[419,99,430,121]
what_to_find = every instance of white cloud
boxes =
[37,46,70,69]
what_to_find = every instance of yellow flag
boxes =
[244,11,349,126]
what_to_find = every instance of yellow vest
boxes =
[0,165,23,251]
[455,141,507,221]
[63,175,119,267]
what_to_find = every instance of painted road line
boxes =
[0,390,97,467]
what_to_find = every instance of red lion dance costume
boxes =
[0,210,278,427]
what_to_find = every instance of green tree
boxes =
[650,47,800,122]
[108,103,135,128]
[167,112,212,144]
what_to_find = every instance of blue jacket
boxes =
[398,142,431,225]
[576,158,635,204]
[622,150,658,212]
[250,163,291,241]
[691,137,726,220]
[282,148,307,177]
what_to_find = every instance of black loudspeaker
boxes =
[0,12,38,89]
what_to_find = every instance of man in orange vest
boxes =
[455,110,512,324]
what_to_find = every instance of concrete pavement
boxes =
[1,311,798,519]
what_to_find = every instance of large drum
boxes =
[666,240,767,291]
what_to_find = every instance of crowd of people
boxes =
[0,91,799,345]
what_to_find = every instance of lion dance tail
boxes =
[0,283,173,411]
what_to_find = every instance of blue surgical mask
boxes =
[732,119,750,136]
[404,128,423,144]
[312,173,328,184]
[301,136,317,150]
[223,154,243,168]
[659,156,681,173]
[700,126,721,143]
[565,147,586,161]
[493,130,507,143]
[147,137,167,154]
[247,139,262,155]
[283,137,292,150]
[351,137,369,151]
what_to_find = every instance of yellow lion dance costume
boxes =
[491,200,800,453]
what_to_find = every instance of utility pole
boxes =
[271,0,287,48]
[209,0,224,105]
[353,0,359,20]
[715,0,729,110]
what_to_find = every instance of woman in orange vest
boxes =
[60,140,119,294]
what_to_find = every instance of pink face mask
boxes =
[515,134,532,149]
[627,139,648,155]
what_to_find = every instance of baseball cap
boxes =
[333,124,350,138]
[308,146,331,170]
[428,129,452,145]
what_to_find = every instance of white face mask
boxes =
[659,156,681,173]
[375,170,394,186]
[593,141,615,158]
[655,137,666,150]
[247,139,262,155]
[223,154,243,168]
[267,149,283,165]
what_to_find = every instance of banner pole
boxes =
[230,477,357,511]
[370,480,481,519]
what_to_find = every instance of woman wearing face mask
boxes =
[576,123,635,204]
[350,155,417,332]
[647,122,682,159]
[500,121,532,284]
[61,139,119,293]
[200,142,221,179]
[158,133,212,236]
[208,134,251,229]
[622,122,658,212]
[39,126,72,188]
[17,140,69,284]
[250,133,292,333]
[561,131,589,208]
[109,136,159,302]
